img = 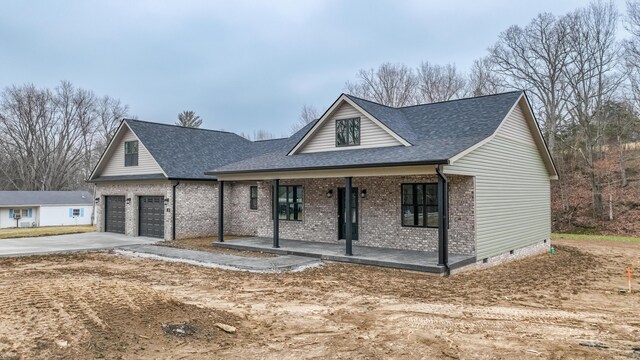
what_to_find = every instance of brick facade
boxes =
[96,174,477,256]
[223,175,476,256]
[96,180,218,241]
[95,181,174,240]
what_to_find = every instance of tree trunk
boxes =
[618,134,628,187]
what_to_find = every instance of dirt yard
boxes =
[0,238,638,359]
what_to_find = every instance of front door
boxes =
[338,187,358,240]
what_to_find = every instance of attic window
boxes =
[335,117,360,147]
[124,140,139,167]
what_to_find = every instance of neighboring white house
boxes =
[0,191,94,229]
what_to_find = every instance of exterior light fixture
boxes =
[326,189,333,198]
[126,198,131,205]
[360,189,367,198]
[94,197,100,204]
[164,198,170,206]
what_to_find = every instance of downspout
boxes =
[172,180,180,241]
[435,164,450,275]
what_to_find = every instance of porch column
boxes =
[217,181,224,242]
[345,176,353,256]
[272,179,280,248]
[436,166,448,266]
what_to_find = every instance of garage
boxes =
[104,196,126,234]
[139,196,165,238]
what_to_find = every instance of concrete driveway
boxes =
[0,232,161,257]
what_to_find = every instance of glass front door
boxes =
[338,187,358,240]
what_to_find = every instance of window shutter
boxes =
[28,209,32,218]
[69,208,73,217]
[9,209,13,219]
[80,208,85,217]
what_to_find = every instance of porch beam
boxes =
[345,176,353,256]
[272,179,280,248]
[218,181,224,243]
[436,166,448,266]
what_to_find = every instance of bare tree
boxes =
[291,104,320,133]
[344,63,417,107]
[415,61,467,103]
[467,56,506,96]
[176,110,202,128]
[625,1,640,112]
[0,81,131,191]
[563,0,622,219]
[489,12,572,154]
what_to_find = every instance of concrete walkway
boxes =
[214,237,476,274]
[118,244,321,272]
[0,232,160,257]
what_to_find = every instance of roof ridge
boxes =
[345,90,524,110]
[253,137,288,142]
[124,118,242,136]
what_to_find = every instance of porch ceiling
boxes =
[214,164,438,181]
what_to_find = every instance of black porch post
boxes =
[218,181,224,242]
[436,166,448,266]
[272,179,280,248]
[345,176,353,256]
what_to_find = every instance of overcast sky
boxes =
[0,0,628,136]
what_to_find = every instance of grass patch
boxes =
[552,233,640,243]
[0,225,95,239]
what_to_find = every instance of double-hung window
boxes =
[249,186,258,210]
[401,183,439,228]
[278,185,303,221]
[335,117,360,146]
[124,140,139,167]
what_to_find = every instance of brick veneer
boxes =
[228,175,476,256]
[96,174,477,255]
[95,181,174,240]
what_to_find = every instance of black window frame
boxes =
[335,117,361,147]
[124,140,139,167]
[277,185,303,221]
[401,183,440,228]
[249,186,258,210]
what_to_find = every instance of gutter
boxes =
[172,180,180,241]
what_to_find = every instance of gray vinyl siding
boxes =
[299,102,402,153]
[446,102,551,259]
[100,127,163,177]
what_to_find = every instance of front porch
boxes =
[213,237,476,274]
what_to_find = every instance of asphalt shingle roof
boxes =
[124,120,260,180]
[208,91,524,174]
[93,91,525,179]
[0,191,93,206]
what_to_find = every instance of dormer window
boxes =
[124,140,139,167]
[335,117,360,147]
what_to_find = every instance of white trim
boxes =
[448,93,558,179]
[288,94,411,155]
[88,121,168,180]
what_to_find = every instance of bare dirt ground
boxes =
[0,238,638,359]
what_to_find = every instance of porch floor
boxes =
[213,237,476,274]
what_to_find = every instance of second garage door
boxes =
[139,196,164,238]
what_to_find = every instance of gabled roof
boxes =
[288,94,412,155]
[89,119,275,181]
[209,91,533,175]
[0,191,93,206]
